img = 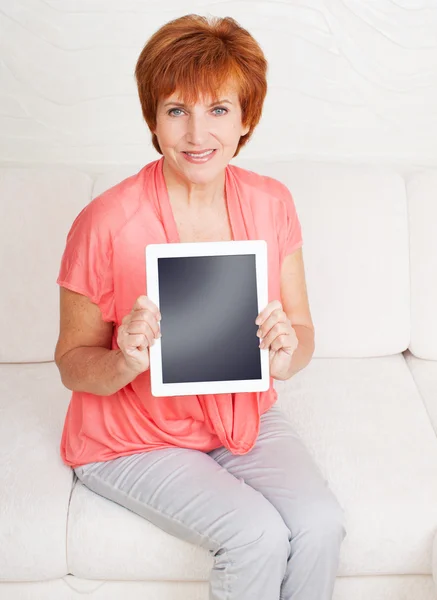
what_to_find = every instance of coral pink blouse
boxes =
[57,157,303,468]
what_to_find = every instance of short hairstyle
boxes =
[134,14,268,158]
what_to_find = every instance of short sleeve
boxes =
[56,201,115,323]
[277,183,303,261]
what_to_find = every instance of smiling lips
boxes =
[184,149,215,156]
[182,149,217,163]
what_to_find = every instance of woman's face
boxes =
[153,86,250,185]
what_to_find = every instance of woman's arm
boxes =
[281,324,315,380]
[280,247,315,379]
[54,287,139,396]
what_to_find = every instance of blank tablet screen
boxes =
[158,254,261,384]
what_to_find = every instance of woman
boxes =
[55,14,346,600]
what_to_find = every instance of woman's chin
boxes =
[177,156,224,178]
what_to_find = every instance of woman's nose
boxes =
[186,114,209,145]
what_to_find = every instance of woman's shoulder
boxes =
[90,168,145,212]
[77,165,151,236]
[228,163,291,206]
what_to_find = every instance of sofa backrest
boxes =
[0,161,435,362]
[405,170,437,359]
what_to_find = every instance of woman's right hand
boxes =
[116,295,161,375]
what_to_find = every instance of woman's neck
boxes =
[162,157,226,211]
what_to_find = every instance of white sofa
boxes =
[1,159,437,600]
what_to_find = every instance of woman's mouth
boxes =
[182,149,216,164]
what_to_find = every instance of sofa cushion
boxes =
[276,352,437,577]
[65,353,437,580]
[67,480,214,581]
[236,159,411,357]
[404,349,437,440]
[406,169,437,360]
[0,167,93,362]
[0,363,72,580]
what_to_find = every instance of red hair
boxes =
[134,14,268,158]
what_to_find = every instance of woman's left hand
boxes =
[255,300,298,381]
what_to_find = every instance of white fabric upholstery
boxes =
[237,160,411,357]
[406,170,437,359]
[1,161,436,599]
[0,168,93,362]
[0,363,72,579]
[404,350,437,436]
[1,575,436,600]
[275,354,437,576]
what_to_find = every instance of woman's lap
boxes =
[209,404,346,539]
[74,403,346,553]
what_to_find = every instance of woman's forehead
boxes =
[162,76,239,103]
[162,87,239,105]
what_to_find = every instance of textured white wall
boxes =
[1,0,437,170]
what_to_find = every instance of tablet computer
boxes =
[145,240,270,397]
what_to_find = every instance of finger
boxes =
[255,300,282,326]
[260,322,289,349]
[120,320,156,351]
[269,332,294,352]
[132,295,161,319]
[123,332,152,353]
[257,308,287,340]
[130,310,161,338]
[127,319,160,341]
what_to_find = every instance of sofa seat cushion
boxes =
[68,480,214,581]
[276,353,437,577]
[403,350,437,589]
[66,354,437,580]
[404,349,437,436]
[0,363,72,580]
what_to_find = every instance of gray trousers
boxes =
[74,404,347,600]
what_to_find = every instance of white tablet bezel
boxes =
[145,240,270,397]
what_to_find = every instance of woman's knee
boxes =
[227,494,291,561]
[292,492,347,545]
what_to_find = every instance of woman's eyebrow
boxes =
[163,99,232,107]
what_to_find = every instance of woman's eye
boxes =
[213,107,228,115]
[167,107,228,117]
